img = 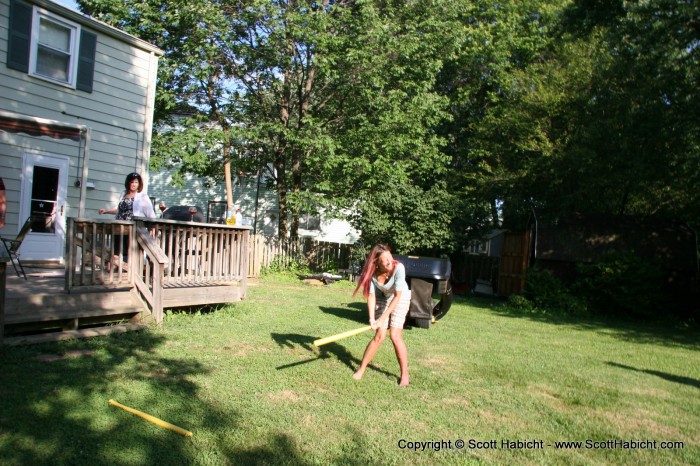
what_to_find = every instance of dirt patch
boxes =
[267,389,302,403]
[36,350,95,362]
[216,342,259,356]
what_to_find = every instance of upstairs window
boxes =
[31,12,78,86]
[7,0,96,92]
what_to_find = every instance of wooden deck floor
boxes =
[2,265,145,344]
[4,264,66,298]
[2,264,246,345]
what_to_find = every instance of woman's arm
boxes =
[142,192,157,218]
[0,185,6,229]
[367,293,378,328]
[376,290,403,327]
[99,190,123,216]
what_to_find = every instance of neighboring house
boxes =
[465,229,508,257]
[453,229,509,295]
[150,168,361,244]
[0,0,162,262]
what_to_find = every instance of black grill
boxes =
[161,205,205,223]
[395,255,453,328]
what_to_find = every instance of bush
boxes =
[524,266,588,315]
[505,294,538,313]
[262,256,309,275]
[574,252,664,318]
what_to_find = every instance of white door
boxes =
[18,152,69,262]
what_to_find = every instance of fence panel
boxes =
[247,235,355,277]
[498,231,531,296]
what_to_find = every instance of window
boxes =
[299,212,321,231]
[29,10,79,86]
[466,240,487,255]
[7,0,96,92]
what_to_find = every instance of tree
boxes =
[80,0,243,215]
[299,0,464,254]
[552,0,700,224]
[439,0,700,232]
[79,0,463,251]
[436,0,563,234]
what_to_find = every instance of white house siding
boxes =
[150,169,360,243]
[301,216,360,244]
[150,170,280,236]
[0,0,161,259]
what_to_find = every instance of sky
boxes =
[55,0,80,10]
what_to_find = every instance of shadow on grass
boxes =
[468,295,700,350]
[271,332,397,379]
[0,330,319,465]
[318,302,367,324]
[607,362,700,390]
[0,331,204,464]
[225,432,376,466]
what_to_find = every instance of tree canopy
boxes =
[78,0,700,253]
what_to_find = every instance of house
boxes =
[0,0,162,263]
[150,168,361,244]
[453,229,509,295]
[465,229,508,257]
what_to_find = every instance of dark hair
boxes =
[124,172,143,192]
[353,244,397,298]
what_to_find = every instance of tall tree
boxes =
[79,0,463,251]
[436,0,563,234]
[439,0,700,232]
[80,0,243,214]
[551,0,700,223]
[294,0,463,253]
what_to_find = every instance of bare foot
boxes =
[399,377,410,387]
[352,369,364,380]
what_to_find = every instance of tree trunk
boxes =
[276,157,288,238]
[223,140,234,217]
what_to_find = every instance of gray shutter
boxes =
[7,0,33,72]
[76,30,97,93]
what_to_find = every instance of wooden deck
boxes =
[1,217,250,345]
[2,266,143,345]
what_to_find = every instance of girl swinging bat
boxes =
[352,244,411,386]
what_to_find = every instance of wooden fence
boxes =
[247,235,355,277]
[497,231,531,296]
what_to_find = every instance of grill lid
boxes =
[394,255,451,281]
[161,205,205,222]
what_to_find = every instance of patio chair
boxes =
[1,216,34,279]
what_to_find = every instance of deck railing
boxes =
[145,217,249,286]
[65,218,135,287]
[65,217,250,322]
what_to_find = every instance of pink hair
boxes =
[353,244,398,299]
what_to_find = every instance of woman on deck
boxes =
[352,244,412,386]
[98,172,155,263]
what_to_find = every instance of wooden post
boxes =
[240,229,248,298]
[152,261,163,323]
[65,218,74,292]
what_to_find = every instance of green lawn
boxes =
[1,274,698,465]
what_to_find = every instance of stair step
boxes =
[4,305,142,325]
[4,288,137,314]
[2,324,148,346]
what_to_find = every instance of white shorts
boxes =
[375,290,411,329]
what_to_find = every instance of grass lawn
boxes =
[0,273,698,465]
